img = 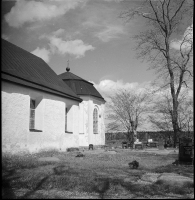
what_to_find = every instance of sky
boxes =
[2,0,193,130]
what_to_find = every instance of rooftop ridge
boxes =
[2,39,82,102]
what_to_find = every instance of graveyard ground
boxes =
[2,146,194,199]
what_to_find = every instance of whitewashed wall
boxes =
[2,83,29,153]
[2,81,80,154]
[79,95,106,147]
[78,101,89,146]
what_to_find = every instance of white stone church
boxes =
[2,39,106,154]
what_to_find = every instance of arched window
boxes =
[93,108,98,134]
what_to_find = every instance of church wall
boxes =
[2,81,80,154]
[100,104,106,146]
[79,96,105,147]
[2,82,29,154]
[89,102,105,146]
[78,101,89,146]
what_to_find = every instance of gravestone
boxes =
[148,139,153,143]
[135,144,143,150]
[158,138,164,150]
[89,144,93,150]
[128,142,133,149]
[179,137,192,163]
[149,142,157,148]
[134,139,143,149]
[122,142,127,149]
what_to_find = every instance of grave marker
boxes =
[89,144,93,150]
[179,137,192,164]
[135,144,143,150]
[122,142,127,149]
[158,138,164,150]
[149,142,157,148]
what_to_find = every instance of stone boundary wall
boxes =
[105,131,194,142]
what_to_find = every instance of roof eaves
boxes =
[79,94,106,103]
[2,72,83,102]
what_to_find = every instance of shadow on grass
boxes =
[2,154,110,199]
[2,153,59,199]
[2,152,194,199]
[2,164,71,199]
[154,163,194,178]
[2,169,18,199]
[115,178,194,198]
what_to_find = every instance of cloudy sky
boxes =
[2,0,192,131]
[2,0,192,100]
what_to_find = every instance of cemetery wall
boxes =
[105,131,193,142]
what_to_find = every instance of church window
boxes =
[93,108,98,134]
[29,99,35,129]
[29,97,43,132]
[65,107,68,131]
[65,106,73,134]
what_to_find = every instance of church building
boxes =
[2,39,106,154]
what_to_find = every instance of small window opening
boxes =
[29,99,35,129]
[65,107,68,131]
[93,108,98,134]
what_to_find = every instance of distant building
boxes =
[2,39,106,154]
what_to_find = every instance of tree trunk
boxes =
[127,129,132,142]
[171,94,180,148]
[166,39,180,149]
[133,130,137,141]
[131,119,138,142]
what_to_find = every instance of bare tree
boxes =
[177,93,193,135]
[106,89,151,143]
[149,93,173,132]
[149,89,193,136]
[121,0,193,147]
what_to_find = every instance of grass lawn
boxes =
[2,148,194,199]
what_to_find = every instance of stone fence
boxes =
[105,131,193,143]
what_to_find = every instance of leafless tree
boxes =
[149,89,193,136]
[177,93,193,135]
[106,89,152,143]
[120,0,193,147]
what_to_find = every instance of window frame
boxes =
[29,99,35,130]
[29,98,42,132]
[93,107,98,134]
[65,107,73,134]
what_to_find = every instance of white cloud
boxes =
[95,25,126,42]
[31,47,51,63]
[52,28,65,37]
[91,79,139,99]
[171,24,193,50]
[5,0,86,28]
[39,30,94,58]
[47,35,95,58]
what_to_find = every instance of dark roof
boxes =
[58,72,105,102]
[58,71,87,82]
[1,39,82,102]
